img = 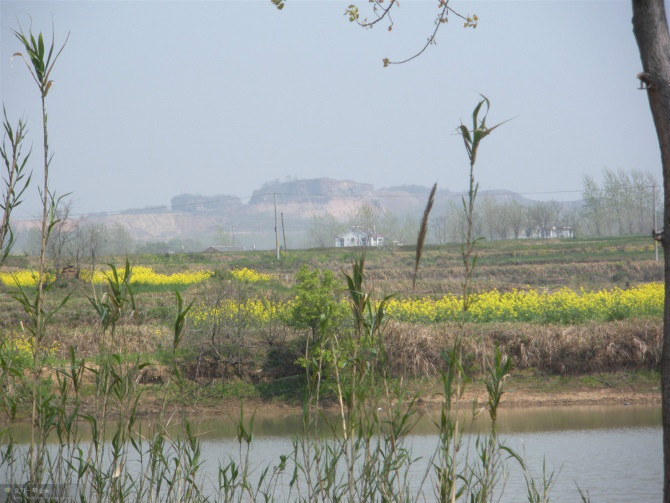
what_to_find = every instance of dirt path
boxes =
[472,387,660,407]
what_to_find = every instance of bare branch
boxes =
[386,4,476,66]
[353,0,398,30]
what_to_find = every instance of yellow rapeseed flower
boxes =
[0,270,55,287]
[384,283,663,324]
[230,267,273,283]
[80,266,212,286]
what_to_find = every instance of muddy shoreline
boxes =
[148,385,661,420]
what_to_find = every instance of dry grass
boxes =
[51,323,171,359]
[383,319,661,377]
[27,317,665,381]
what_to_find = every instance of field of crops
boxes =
[1,262,663,326]
[385,283,663,324]
[0,237,664,383]
[187,277,663,326]
[0,266,213,287]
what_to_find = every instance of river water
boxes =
[189,404,661,503]
[1,405,661,502]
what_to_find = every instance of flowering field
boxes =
[0,266,275,289]
[190,298,289,328]
[230,267,273,283]
[2,263,663,325]
[0,270,55,287]
[0,266,275,288]
[0,266,212,287]
[189,282,663,326]
[384,283,663,324]
[82,266,212,286]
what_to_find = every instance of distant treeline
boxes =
[309,167,660,246]
[10,168,660,257]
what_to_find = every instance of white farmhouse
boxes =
[529,225,574,239]
[335,227,385,248]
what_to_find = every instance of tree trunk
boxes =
[631,2,670,501]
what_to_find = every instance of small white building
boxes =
[552,226,574,238]
[335,227,385,248]
[528,226,574,239]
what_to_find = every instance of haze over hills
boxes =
[14,177,581,251]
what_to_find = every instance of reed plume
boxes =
[413,182,437,290]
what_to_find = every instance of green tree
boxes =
[287,265,346,343]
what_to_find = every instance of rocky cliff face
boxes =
[244,179,374,220]
[249,178,375,205]
[121,178,434,242]
[171,194,243,213]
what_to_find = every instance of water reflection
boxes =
[3,404,661,441]
[191,404,661,438]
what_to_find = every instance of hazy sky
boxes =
[0,0,663,218]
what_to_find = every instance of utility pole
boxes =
[231,224,235,248]
[654,184,659,262]
[281,212,287,254]
[274,193,280,260]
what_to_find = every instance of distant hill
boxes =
[13,177,582,250]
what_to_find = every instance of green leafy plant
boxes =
[287,264,347,342]
[12,25,69,488]
[0,109,31,267]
